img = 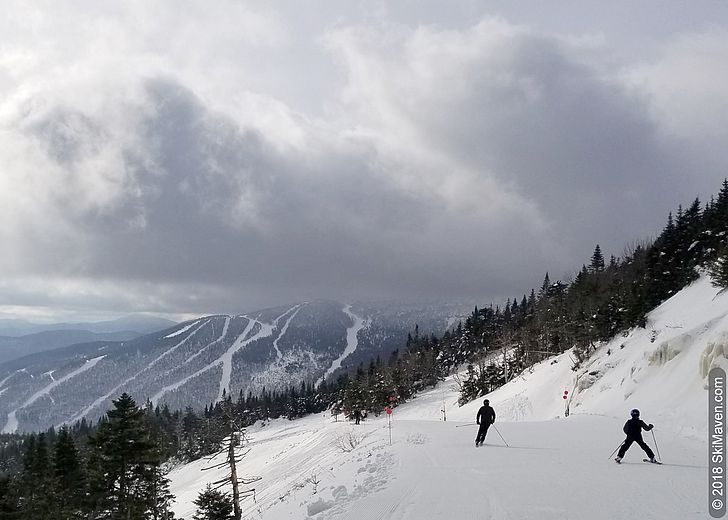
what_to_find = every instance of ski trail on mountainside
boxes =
[272,305,303,362]
[150,318,254,405]
[61,319,209,426]
[3,355,106,433]
[215,317,259,401]
[219,304,301,398]
[184,317,231,365]
[149,305,302,405]
[317,304,368,386]
[164,321,198,338]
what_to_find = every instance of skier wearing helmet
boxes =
[615,409,657,463]
[475,399,496,447]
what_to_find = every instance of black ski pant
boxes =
[618,435,654,459]
[475,423,490,445]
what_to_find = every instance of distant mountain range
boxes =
[0,315,177,337]
[0,315,178,366]
[0,301,468,433]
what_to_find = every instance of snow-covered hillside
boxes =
[169,276,726,519]
[0,300,465,432]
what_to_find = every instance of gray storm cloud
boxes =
[0,4,726,319]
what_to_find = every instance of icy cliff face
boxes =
[701,331,728,378]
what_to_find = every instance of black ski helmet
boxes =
[483,399,490,405]
[630,409,640,417]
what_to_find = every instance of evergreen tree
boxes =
[53,426,86,518]
[17,433,55,519]
[704,179,728,258]
[90,393,175,520]
[708,247,728,289]
[590,245,605,272]
[539,273,551,297]
[143,463,177,520]
[192,484,234,520]
[0,475,18,518]
[646,211,679,307]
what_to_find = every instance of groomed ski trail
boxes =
[184,316,231,365]
[3,355,106,433]
[216,317,258,401]
[164,321,198,338]
[316,304,368,386]
[271,304,303,362]
[170,413,705,520]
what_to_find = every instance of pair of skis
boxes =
[614,458,662,465]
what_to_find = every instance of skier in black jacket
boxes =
[615,409,656,463]
[475,399,496,447]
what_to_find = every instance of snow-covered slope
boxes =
[451,275,728,439]
[169,276,726,519]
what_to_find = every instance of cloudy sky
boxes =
[1,1,728,322]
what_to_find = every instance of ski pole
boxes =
[608,442,623,460]
[492,424,509,447]
[651,429,662,461]
[455,423,478,428]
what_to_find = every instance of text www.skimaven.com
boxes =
[711,367,727,518]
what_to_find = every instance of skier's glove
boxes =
[648,424,654,429]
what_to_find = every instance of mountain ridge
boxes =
[0,300,467,433]
[0,315,178,337]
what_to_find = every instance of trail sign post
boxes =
[385,406,393,445]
